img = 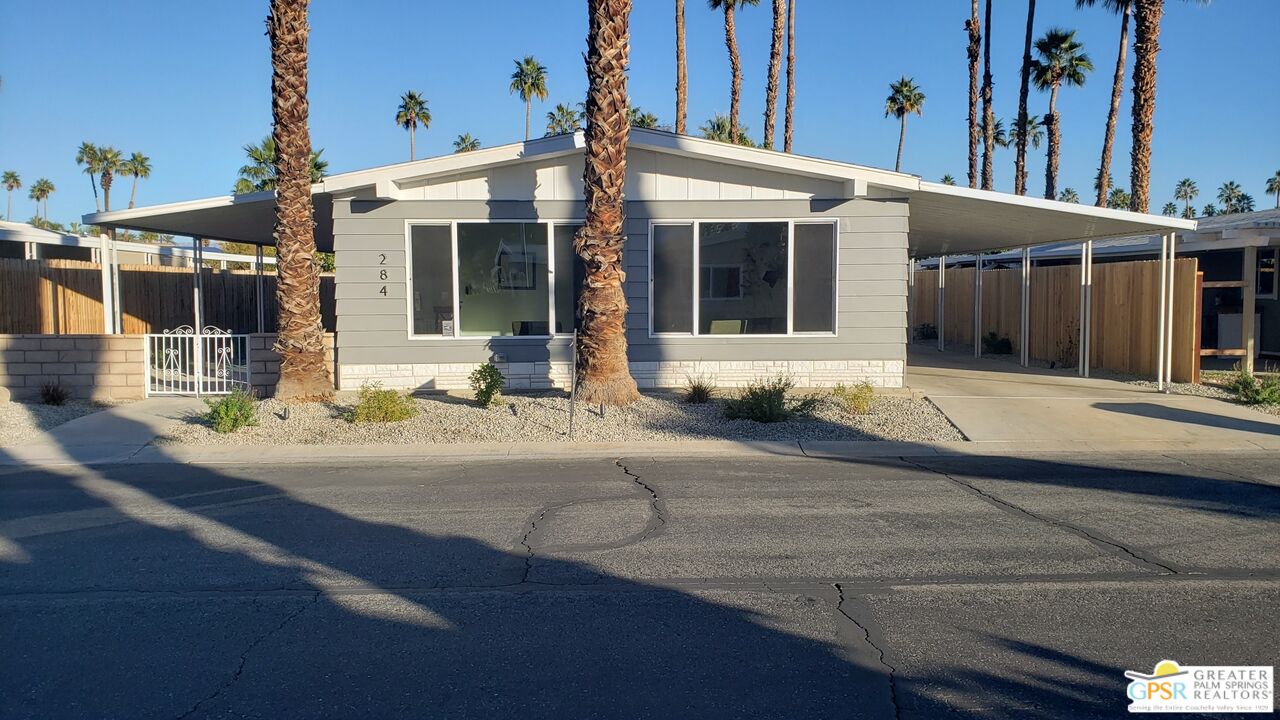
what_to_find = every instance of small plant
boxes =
[982,331,1013,355]
[40,383,71,406]
[682,375,717,404]
[915,323,938,341]
[469,363,506,407]
[1226,366,1280,406]
[204,389,258,434]
[348,382,418,423]
[832,381,875,415]
[723,375,820,423]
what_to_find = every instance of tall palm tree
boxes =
[121,152,151,209]
[1173,177,1198,216]
[628,107,661,129]
[2,171,19,221]
[762,0,785,149]
[1266,169,1280,209]
[1031,28,1092,200]
[96,147,124,212]
[1059,187,1080,203]
[1161,202,1178,216]
[576,0,640,405]
[546,103,583,135]
[676,0,688,134]
[29,178,54,222]
[981,0,995,189]
[1014,0,1037,195]
[75,142,102,213]
[992,118,1009,148]
[395,90,430,161]
[700,113,754,145]
[708,0,760,143]
[1007,114,1044,150]
[966,0,981,188]
[885,76,925,173]
[453,133,481,153]
[268,0,331,401]
[1077,0,1132,207]
[510,56,549,141]
[1107,186,1131,209]
[234,136,327,193]
[783,0,796,152]
[1217,181,1243,214]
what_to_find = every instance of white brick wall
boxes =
[339,359,903,391]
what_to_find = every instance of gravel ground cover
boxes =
[0,400,122,446]
[159,391,966,445]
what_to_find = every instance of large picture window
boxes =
[650,220,836,336]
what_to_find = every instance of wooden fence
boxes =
[910,258,1199,382]
[0,258,336,335]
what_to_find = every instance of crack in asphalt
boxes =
[615,459,667,543]
[900,457,1182,575]
[834,583,901,720]
[176,590,319,719]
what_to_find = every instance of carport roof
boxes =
[83,129,1195,255]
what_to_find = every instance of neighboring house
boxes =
[0,220,274,268]
[82,129,1193,392]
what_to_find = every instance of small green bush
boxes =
[832,381,875,415]
[723,375,820,423]
[682,375,716,404]
[204,389,258,434]
[982,331,1013,355]
[349,382,418,423]
[1227,368,1280,406]
[40,383,71,406]
[469,363,506,407]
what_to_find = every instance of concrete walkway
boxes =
[0,397,204,466]
[907,348,1280,449]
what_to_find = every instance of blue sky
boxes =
[2,0,1277,227]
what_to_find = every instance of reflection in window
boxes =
[1259,248,1277,299]
[410,224,455,335]
[553,224,585,333]
[652,224,694,333]
[698,222,788,335]
[793,223,837,332]
[456,223,548,336]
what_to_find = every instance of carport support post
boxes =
[1020,247,1031,367]
[98,232,117,334]
[973,253,983,358]
[1156,233,1168,391]
[937,255,946,351]
[907,259,915,335]
[255,245,265,333]
[1166,233,1177,384]
[1242,244,1256,374]
[1079,240,1093,378]
[192,237,204,332]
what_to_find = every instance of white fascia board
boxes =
[83,190,276,226]
[916,180,1200,231]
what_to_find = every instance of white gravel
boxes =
[0,400,123,446]
[159,391,966,445]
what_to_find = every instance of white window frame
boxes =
[646,218,839,338]
[1258,247,1278,301]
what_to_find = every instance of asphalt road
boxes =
[1,451,1277,719]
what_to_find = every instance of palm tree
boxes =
[1202,203,1217,217]
[1031,28,1092,200]
[1236,194,1255,213]
[234,136,327,193]
[1010,114,1044,150]
[676,0,688,134]
[576,0,640,405]
[96,147,124,212]
[783,0,796,152]
[510,56,549,141]
[1059,187,1080,203]
[546,103,584,136]
[762,0,785,149]
[941,174,957,185]
[121,152,151,209]
[1217,181,1243,214]
[966,0,981,188]
[267,0,331,401]
[28,178,54,222]
[1077,0,1132,207]
[629,107,662,129]
[75,142,102,213]
[2,171,19,221]
[708,0,760,143]
[1266,169,1280,209]
[992,118,1010,148]
[980,0,995,189]
[700,113,754,145]
[1107,186,1131,209]
[453,133,481,153]
[1014,0,1037,195]
[1161,201,1178,216]
[1173,177,1198,216]
[395,90,430,161]
[884,76,925,173]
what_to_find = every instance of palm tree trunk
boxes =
[101,173,112,213]
[676,0,688,135]
[1096,9,1130,207]
[6,192,11,221]
[896,114,906,173]
[783,0,796,152]
[88,175,101,213]
[966,0,981,188]
[1129,0,1162,213]
[410,124,416,161]
[577,0,639,406]
[724,4,742,141]
[268,0,332,401]
[763,0,784,149]
[129,177,139,209]
[1014,0,1036,196]
[1045,85,1060,200]
[981,0,995,190]
[525,99,532,140]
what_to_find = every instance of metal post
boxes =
[937,255,947,352]
[1242,243,1256,374]
[1020,247,1031,367]
[99,232,115,333]
[255,245,265,334]
[192,238,204,332]
[568,329,578,437]
[1079,240,1093,378]
[1156,233,1168,390]
[111,231,122,333]
[1166,233,1176,384]
[907,259,915,336]
[974,253,983,358]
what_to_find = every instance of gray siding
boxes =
[331,197,908,367]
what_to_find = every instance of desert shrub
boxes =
[982,332,1013,355]
[915,323,938,341]
[682,375,716,404]
[40,383,71,406]
[723,375,820,423]
[204,389,258,433]
[1227,368,1280,406]
[832,381,875,415]
[348,382,418,423]
[469,363,506,407]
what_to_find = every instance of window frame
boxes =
[646,218,839,339]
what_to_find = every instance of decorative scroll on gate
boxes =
[144,326,251,396]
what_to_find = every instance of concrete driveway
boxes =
[907,348,1280,449]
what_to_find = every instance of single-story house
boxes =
[82,129,1195,392]
[0,220,274,268]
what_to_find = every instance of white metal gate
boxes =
[145,326,252,396]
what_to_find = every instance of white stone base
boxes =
[339,359,904,391]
